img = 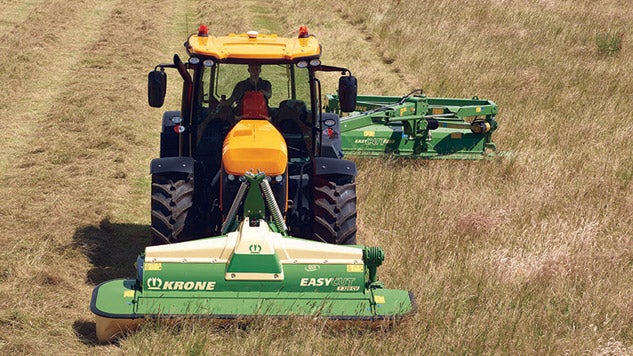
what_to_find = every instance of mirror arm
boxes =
[313,65,352,76]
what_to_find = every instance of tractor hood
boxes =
[222,119,288,176]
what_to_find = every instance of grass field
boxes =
[0,0,631,354]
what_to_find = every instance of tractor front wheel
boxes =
[150,172,194,245]
[312,175,357,245]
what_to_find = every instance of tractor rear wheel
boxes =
[150,172,194,245]
[312,175,357,245]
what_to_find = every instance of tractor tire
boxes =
[150,172,194,245]
[312,175,357,245]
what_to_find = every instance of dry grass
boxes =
[0,0,632,354]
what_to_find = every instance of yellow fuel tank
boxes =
[222,120,288,176]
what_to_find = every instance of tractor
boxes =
[90,26,416,342]
[148,26,360,246]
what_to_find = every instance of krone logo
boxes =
[249,244,262,254]
[147,277,162,290]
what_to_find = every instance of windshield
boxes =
[199,63,310,112]
[195,63,314,160]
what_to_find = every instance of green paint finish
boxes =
[327,93,498,159]
[91,221,414,322]
[243,173,266,220]
[91,279,139,316]
[141,261,365,294]
[92,244,414,320]
[340,125,487,158]
[93,280,413,319]
[226,253,283,274]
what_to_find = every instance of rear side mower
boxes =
[327,90,498,159]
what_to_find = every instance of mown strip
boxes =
[0,0,186,353]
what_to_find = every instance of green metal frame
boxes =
[91,237,414,321]
[327,94,499,159]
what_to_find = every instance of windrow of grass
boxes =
[0,0,188,353]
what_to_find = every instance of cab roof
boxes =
[186,27,322,64]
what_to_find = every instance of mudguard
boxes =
[312,156,357,177]
[150,156,195,175]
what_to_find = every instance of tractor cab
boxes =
[146,26,360,245]
[148,26,357,161]
[198,62,313,161]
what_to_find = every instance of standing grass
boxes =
[265,0,633,353]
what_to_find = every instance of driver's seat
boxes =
[240,90,269,120]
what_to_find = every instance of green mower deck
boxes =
[327,93,499,159]
[91,218,415,342]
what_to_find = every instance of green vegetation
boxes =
[596,30,624,56]
[0,0,631,354]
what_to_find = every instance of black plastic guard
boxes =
[150,156,195,174]
[312,157,357,177]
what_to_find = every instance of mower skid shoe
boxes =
[95,315,143,344]
[90,279,143,343]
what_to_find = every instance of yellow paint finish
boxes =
[188,33,321,61]
[222,120,287,175]
[144,262,162,271]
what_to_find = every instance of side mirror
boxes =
[338,75,357,112]
[148,70,167,108]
